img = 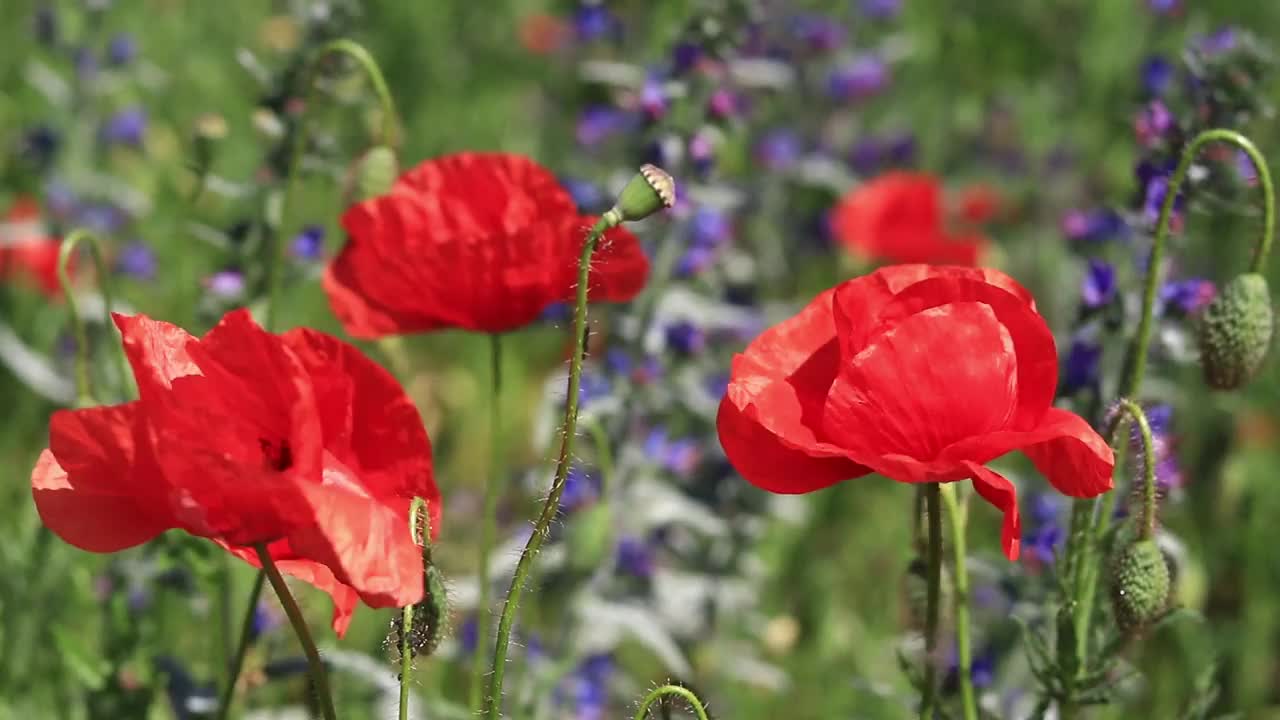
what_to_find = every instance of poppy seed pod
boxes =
[1198,272,1273,390]
[353,145,398,202]
[612,163,676,222]
[1110,539,1170,632]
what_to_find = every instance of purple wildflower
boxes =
[707,89,741,120]
[1141,56,1174,96]
[1134,100,1174,146]
[205,270,245,299]
[1199,27,1238,56]
[639,74,668,120]
[1080,258,1117,309]
[100,107,147,147]
[574,3,614,43]
[860,0,902,20]
[791,14,844,52]
[1159,278,1216,315]
[1062,331,1102,393]
[106,33,137,66]
[576,106,627,147]
[116,241,156,280]
[754,129,801,171]
[615,536,655,578]
[1146,0,1179,15]
[827,54,889,101]
[561,466,600,512]
[664,321,707,355]
[290,224,325,260]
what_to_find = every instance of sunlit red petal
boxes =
[33,406,172,552]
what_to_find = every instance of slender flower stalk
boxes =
[254,544,338,720]
[401,497,432,720]
[57,229,129,405]
[471,334,503,714]
[939,483,977,720]
[214,571,266,720]
[265,39,399,332]
[920,483,942,719]
[483,214,618,718]
[632,684,711,720]
[1062,128,1276,688]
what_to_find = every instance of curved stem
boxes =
[471,333,503,713]
[401,497,430,720]
[632,684,711,720]
[1125,128,1274,399]
[483,215,617,719]
[214,571,267,720]
[920,483,942,719]
[939,483,977,720]
[264,39,399,333]
[1062,128,1275,683]
[1113,399,1159,539]
[254,544,338,720]
[58,229,129,405]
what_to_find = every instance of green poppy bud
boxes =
[610,163,676,223]
[353,144,399,202]
[1109,539,1170,632]
[1198,272,1273,390]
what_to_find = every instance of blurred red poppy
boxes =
[956,183,1002,225]
[717,265,1114,560]
[30,309,440,635]
[832,172,987,265]
[1,196,64,297]
[323,152,649,338]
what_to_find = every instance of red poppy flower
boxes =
[832,172,986,265]
[717,265,1114,560]
[323,152,649,338]
[30,309,440,635]
[956,183,1002,225]
[1,196,64,297]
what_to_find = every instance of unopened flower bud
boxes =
[1109,539,1170,632]
[1198,272,1273,390]
[609,163,675,223]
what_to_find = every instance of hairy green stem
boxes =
[940,483,977,720]
[57,229,129,405]
[483,215,618,719]
[920,483,942,719]
[471,333,503,713]
[254,544,337,720]
[632,684,711,720]
[1063,128,1276,687]
[264,38,399,332]
[214,571,266,720]
[401,497,430,720]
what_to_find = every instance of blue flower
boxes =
[574,3,614,43]
[1198,27,1238,56]
[561,177,607,212]
[458,615,479,655]
[576,106,628,147]
[78,203,128,234]
[1062,331,1102,393]
[671,42,701,74]
[755,129,802,171]
[577,370,612,409]
[1080,258,1116,309]
[21,125,60,166]
[106,33,137,66]
[860,0,902,20]
[640,74,668,120]
[1135,100,1174,146]
[249,602,279,642]
[1146,0,1179,15]
[971,648,998,689]
[849,137,885,175]
[1061,208,1127,243]
[615,536,655,578]
[1159,278,1215,315]
[290,224,325,260]
[1141,56,1174,96]
[604,348,632,375]
[1024,522,1063,564]
[100,107,147,147]
[665,321,706,355]
[116,241,156,280]
[791,14,844,52]
[827,55,889,101]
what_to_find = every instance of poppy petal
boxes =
[718,288,870,493]
[283,327,441,538]
[860,274,1058,425]
[824,301,1019,462]
[223,539,360,637]
[33,405,172,552]
[1020,408,1116,498]
[963,462,1021,561]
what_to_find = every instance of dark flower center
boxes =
[258,438,293,472]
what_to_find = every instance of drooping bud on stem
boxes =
[1109,539,1170,632]
[1198,272,1273,390]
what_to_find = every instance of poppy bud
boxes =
[1198,272,1273,390]
[353,145,399,202]
[1109,539,1170,632]
[610,163,676,223]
